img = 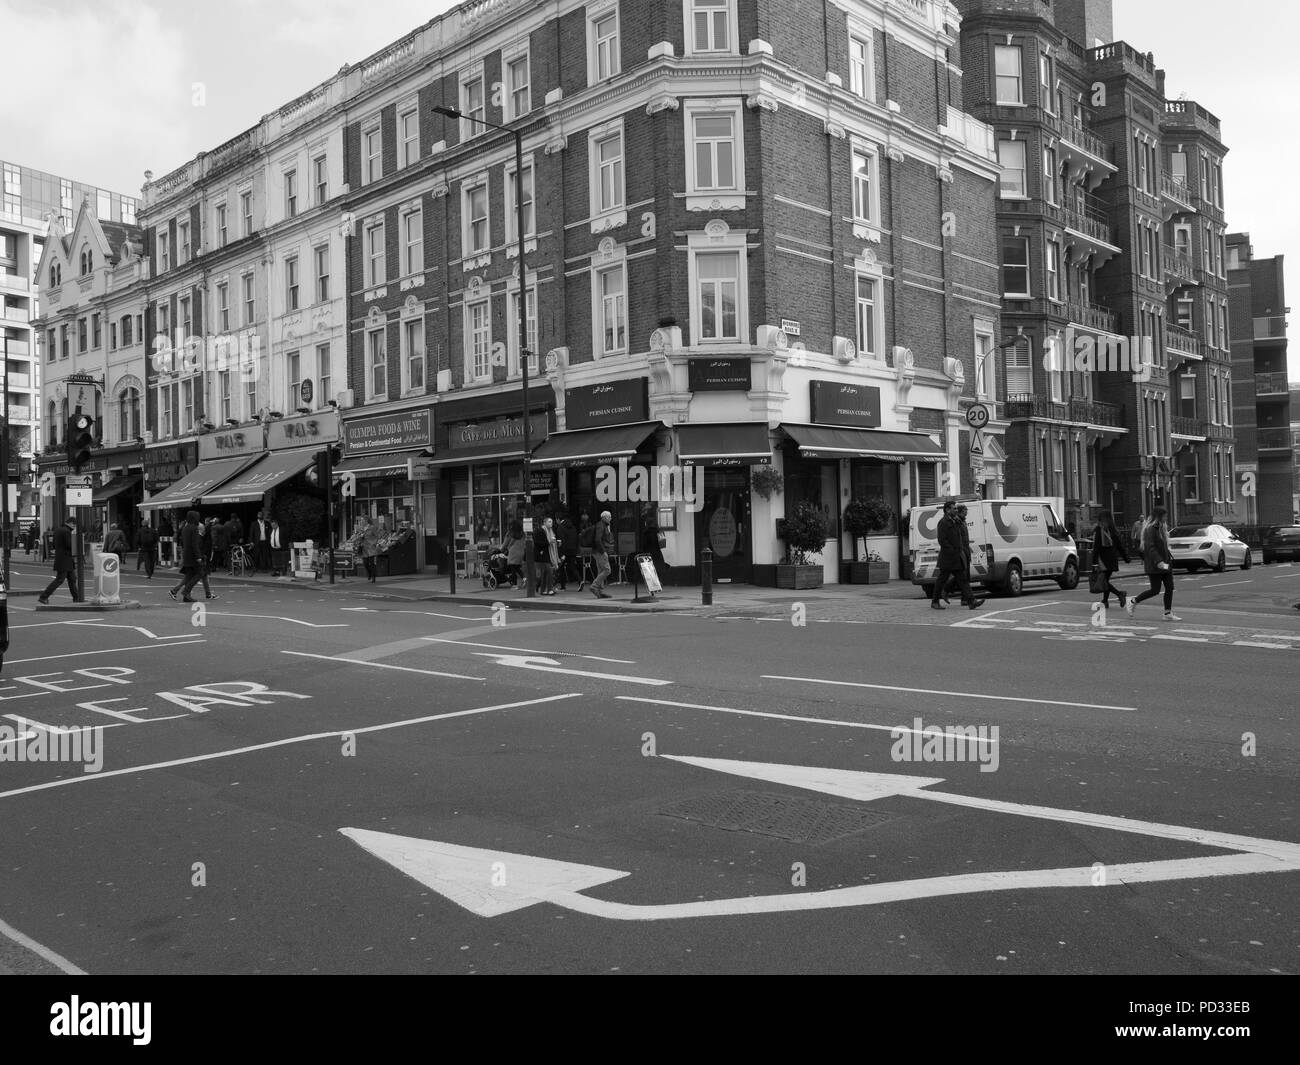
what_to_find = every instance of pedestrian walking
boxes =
[1130,514,1147,556]
[502,519,527,589]
[1091,509,1130,610]
[38,517,80,605]
[211,516,230,570]
[159,514,174,566]
[557,515,577,590]
[1127,506,1179,621]
[102,523,127,566]
[356,515,379,583]
[168,511,205,603]
[537,516,559,595]
[932,501,983,610]
[195,519,219,600]
[137,522,157,579]
[590,509,614,599]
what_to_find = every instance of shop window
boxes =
[850,462,900,535]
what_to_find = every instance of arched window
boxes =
[48,401,59,446]
[117,388,141,442]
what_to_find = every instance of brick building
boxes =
[956,0,1236,534]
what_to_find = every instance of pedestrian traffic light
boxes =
[68,414,95,472]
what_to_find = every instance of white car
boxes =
[1166,524,1252,572]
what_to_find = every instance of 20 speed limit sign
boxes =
[965,404,990,429]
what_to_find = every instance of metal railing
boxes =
[1068,397,1124,426]
[1059,120,1113,163]
[1172,415,1208,437]
[1162,244,1196,283]
[1253,315,1287,340]
[1064,203,1114,246]
[1165,322,1202,355]
[1067,300,1118,333]
[1160,172,1194,205]
[1255,372,1291,396]
[1257,427,1293,450]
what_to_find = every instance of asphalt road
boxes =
[0,557,1296,975]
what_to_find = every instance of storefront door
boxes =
[696,468,752,582]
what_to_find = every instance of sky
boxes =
[3,0,1295,376]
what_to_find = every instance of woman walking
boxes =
[538,516,560,595]
[1091,510,1130,610]
[1127,505,1179,622]
[356,515,379,583]
[502,519,526,589]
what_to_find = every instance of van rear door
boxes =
[909,505,943,585]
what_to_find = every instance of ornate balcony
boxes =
[1165,323,1203,360]
[1068,397,1124,427]
[1162,244,1196,287]
[1066,300,1118,335]
[1171,415,1208,438]
[1160,171,1195,214]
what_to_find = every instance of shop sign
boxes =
[269,409,340,452]
[199,425,264,462]
[565,379,649,430]
[529,469,557,494]
[144,442,198,491]
[444,414,548,457]
[810,380,881,429]
[343,409,433,457]
[688,358,752,393]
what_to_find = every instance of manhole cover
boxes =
[659,789,892,844]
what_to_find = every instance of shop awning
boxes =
[529,421,663,471]
[335,450,429,477]
[779,424,946,462]
[92,474,142,503]
[676,423,772,466]
[137,455,263,511]
[200,449,316,505]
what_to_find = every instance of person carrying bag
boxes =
[1089,510,1130,608]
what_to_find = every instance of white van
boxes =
[909,496,1080,597]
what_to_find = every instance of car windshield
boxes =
[1169,526,1209,538]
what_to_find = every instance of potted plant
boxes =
[751,465,783,501]
[776,501,829,589]
[844,496,896,582]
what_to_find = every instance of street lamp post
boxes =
[433,104,535,598]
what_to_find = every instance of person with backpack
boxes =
[588,510,614,599]
[1127,505,1179,622]
[1091,510,1130,611]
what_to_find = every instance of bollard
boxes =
[701,546,713,606]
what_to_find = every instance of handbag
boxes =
[1088,563,1107,594]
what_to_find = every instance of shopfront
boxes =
[38,443,154,544]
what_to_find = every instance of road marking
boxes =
[1151,634,1209,643]
[472,652,671,686]
[1034,620,1085,628]
[761,675,1136,711]
[616,695,998,741]
[281,651,482,681]
[3,642,206,666]
[713,616,784,622]
[65,622,202,641]
[422,637,634,664]
[0,694,580,802]
[3,713,125,734]
[967,601,1063,619]
[1205,580,1252,588]
[1258,633,1300,641]
[206,613,348,628]
[1232,641,1292,650]
[0,916,87,976]
[1273,572,1300,579]
[1176,629,1227,636]
[9,618,107,630]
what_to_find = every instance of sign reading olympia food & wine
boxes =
[809,381,882,429]
[343,409,433,457]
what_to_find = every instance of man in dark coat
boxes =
[250,510,271,572]
[557,516,578,590]
[38,517,80,604]
[210,516,231,570]
[136,522,158,579]
[931,501,982,610]
[169,511,205,602]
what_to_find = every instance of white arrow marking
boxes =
[425,637,635,664]
[472,652,671,686]
[206,613,348,628]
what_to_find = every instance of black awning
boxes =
[779,423,946,462]
[200,449,316,505]
[92,474,142,503]
[335,450,430,477]
[529,421,663,471]
[137,455,263,511]
[676,423,772,466]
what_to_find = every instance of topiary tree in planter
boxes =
[777,501,830,588]
[844,496,896,559]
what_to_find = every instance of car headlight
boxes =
[1198,542,1212,550]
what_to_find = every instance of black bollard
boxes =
[701,546,713,606]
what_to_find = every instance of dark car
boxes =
[1262,525,1300,564]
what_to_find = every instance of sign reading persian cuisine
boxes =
[565,379,649,430]
[809,380,881,429]
[688,358,751,392]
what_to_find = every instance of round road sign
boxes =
[965,404,990,429]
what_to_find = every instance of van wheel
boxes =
[1003,563,1023,597]
[1215,551,1226,573]
[1058,557,1080,590]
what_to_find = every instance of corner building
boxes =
[341,0,1002,584]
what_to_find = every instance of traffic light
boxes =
[309,446,342,493]
[68,414,94,472]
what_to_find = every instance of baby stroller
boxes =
[482,546,510,590]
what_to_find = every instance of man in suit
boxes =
[931,501,982,611]
[269,519,289,576]
[168,511,205,602]
[250,510,271,572]
[39,517,80,604]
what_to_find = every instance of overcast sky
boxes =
[3,0,1294,376]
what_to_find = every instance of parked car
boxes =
[1166,524,1251,572]
[1262,525,1300,564]
[909,496,1079,597]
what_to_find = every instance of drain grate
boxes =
[659,789,892,844]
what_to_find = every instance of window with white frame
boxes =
[854,275,880,358]
[848,32,874,100]
[402,315,425,393]
[1048,337,1063,402]
[465,297,491,381]
[181,378,195,433]
[1225,448,1234,500]
[157,301,170,338]
[363,125,382,185]
[1213,160,1224,208]
[179,295,191,338]
[1043,144,1057,205]
[285,170,298,218]
[591,126,625,217]
[1006,339,1031,394]
[316,343,331,406]
[1040,52,1053,111]
[461,74,486,139]
[687,0,735,55]
[1183,450,1200,500]
[399,107,420,169]
[178,220,190,263]
[505,52,530,121]
[1221,371,1232,426]
[313,155,328,204]
[505,160,535,243]
[595,264,628,356]
[242,271,255,325]
[1209,369,1219,423]
[217,281,230,332]
[995,45,1023,104]
[463,179,490,254]
[1218,302,1229,351]
[588,4,621,84]
[365,221,385,287]
[285,256,299,311]
[997,139,1026,197]
[245,373,256,418]
[696,252,740,342]
[1046,239,1061,301]
[693,111,738,192]
[402,207,424,276]
[215,203,228,247]
[1002,236,1030,296]
[367,325,387,399]
[851,146,878,223]
[1213,450,1223,501]
[1175,295,1193,330]
[974,325,995,399]
[314,244,329,303]
[158,384,172,437]
[241,190,253,236]
[158,230,170,272]
[287,350,301,409]
[508,285,538,376]
[219,370,232,423]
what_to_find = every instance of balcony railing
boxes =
[1159,172,1195,207]
[1059,121,1114,164]
[1063,203,1114,246]
[1162,244,1196,284]
[1172,415,1208,437]
[1068,397,1124,427]
[1005,393,1065,421]
[1067,300,1118,334]
[1256,372,1291,396]
[6,372,32,390]
[1165,323,1202,356]
[1253,315,1287,340]
[1257,428,1293,450]
[0,304,30,324]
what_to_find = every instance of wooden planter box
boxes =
[850,561,891,584]
[776,564,824,589]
